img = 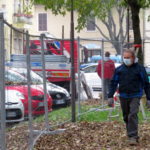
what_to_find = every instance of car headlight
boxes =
[63,89,70,97]
[16,91,25,99]
[5,90,25,105]
[6,90,25,100]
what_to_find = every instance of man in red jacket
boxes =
[97,51,115,100]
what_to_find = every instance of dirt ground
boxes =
[6,121,150,150]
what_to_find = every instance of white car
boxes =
[5,89,24,123]
[81,63,121,99]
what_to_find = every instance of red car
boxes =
[5,69,53,117]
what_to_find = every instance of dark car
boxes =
[10,68,71,107]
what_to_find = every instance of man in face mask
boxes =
[123,50,135,66]
[107,49,150,145]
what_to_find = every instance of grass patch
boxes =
[34,106,71,123]
[34,103,150,124]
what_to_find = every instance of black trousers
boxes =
[120,97,140,138]
[103,79,111,100]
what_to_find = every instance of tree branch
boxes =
[108,10,116,36]
[102,20,115,41]
[90,21,110,40]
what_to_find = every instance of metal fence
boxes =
[76,37,122,118]
[1,13,150,150]
[0,14,72,150]
[76,37,150,122]
[0,14,136,149]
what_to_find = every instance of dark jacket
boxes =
[97,59,115,79]
[108,63,150,100]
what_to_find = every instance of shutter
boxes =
[86,17,95,31]
[38,13,47,31]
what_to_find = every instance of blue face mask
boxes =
[123,58,132,66]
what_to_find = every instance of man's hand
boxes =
[108,98,114,107]
[146,100,150,109]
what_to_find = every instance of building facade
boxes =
[0,0,148,64]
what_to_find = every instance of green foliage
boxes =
[33,0,120,31]
[33,0,150,30]
[32,0,67,15]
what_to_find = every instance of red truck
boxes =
[17,39,78,91]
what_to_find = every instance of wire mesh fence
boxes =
[76,37,122,118]
[76,37,150,122]
[0,18,139,149]
[0,14,73,150]
[1,13,150,150]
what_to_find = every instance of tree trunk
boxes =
[129,4,143,64]
[113,42,121,54]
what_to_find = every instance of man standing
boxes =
[108,49,150,145]
[97,51,115,100]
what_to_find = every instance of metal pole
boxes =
[142,9,145,65]
[70,0,76,122]
[0,13,6,150]
[127,6,130,48]
[40,34,49,129]
[101,39,104,107]
[62,25,64,55]
[77,36,81,118]
[10,24,12,55]
[26,31,34,150]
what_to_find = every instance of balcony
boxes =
[14,13,33,25]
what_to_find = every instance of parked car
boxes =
[5,69,53,117]
[145,67,150,82]
[80,63,121,99]
[10,68,71,106]
[5,89,24,122]
[90,55,122,63]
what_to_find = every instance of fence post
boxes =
[70,0,76,122]
[40,34,49,129]
[101,39,105,107]
[77,36,81,118]
[26,31,34,150]
[0,13,6,150]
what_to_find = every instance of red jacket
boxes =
[97,59,115,79]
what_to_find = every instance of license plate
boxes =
[38,102,44,107]
[56,100,65,104]
[7,112,16,117]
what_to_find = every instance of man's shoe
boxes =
[128,137,138,145]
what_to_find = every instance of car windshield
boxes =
[11,68,43,85]
[82,65,97,73]
[5,70,27,85]
[82,62,121,73]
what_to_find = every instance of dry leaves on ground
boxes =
[6,121,150,150]
[34,121,150,150]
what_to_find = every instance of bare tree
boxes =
[89,6,127,54]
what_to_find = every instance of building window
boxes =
[86,17,96,31]
[38,13,47,31]
[14,38,22,54]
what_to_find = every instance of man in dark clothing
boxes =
[108,49,150,145]
[97,51,115,100]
